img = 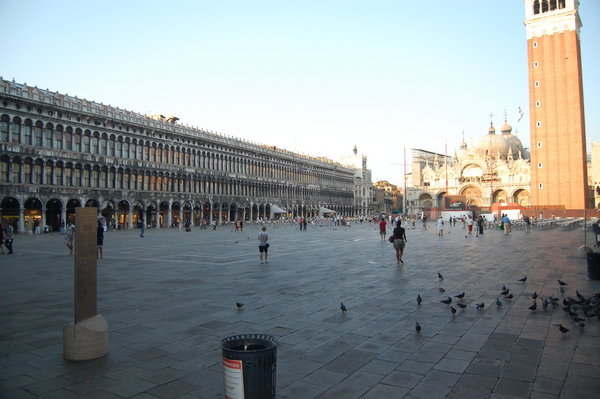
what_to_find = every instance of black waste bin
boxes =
[221,334,278,399]
[586,252,600,280]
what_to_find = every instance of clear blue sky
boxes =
[1,0,598,185]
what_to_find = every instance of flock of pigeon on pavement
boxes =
[336,272,600,337]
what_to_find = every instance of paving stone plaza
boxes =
[1,220,599,398]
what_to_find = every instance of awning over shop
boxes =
[319,207,337,216]
[271,205,287,214]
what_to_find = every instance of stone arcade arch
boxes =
[101,200,115,226]
[171,202,181,226]
[1,196,20,231]
[492,189,508,204]
[46,198,63,231]
[66,199,81,225]
[159,201,169,227]
[117,200,130,229]
[24,197,43,232]
[418,193,433,208]
[193,201,203,226]
[251,204,259,222]
[460,186,483,207]
[133,201,144,227]
[182,202,192,225]
[85,198,99,208]
[513,189,530,206]
[436,192,447,209]
[146,201,157,228]
[229,203,237,222]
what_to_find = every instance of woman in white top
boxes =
[436,216,444,237]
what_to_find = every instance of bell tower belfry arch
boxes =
[524,0,588,209]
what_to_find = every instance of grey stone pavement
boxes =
[1,220,599,399]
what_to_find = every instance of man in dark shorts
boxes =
[258,226,269,264]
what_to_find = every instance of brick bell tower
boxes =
[524,0,588,209]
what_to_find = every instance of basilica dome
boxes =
[500,122,525,158]
[475,123,508,158]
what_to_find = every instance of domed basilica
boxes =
[409,120,530,213]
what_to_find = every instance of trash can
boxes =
[586,252,600,280]
[221,334,278,399]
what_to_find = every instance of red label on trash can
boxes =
[223,357,244,399]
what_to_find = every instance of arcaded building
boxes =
[0,78,355,232]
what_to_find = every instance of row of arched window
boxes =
[0,156,352,202]
[533,0,566,15]
[0,114,351,188]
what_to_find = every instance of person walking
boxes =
[140,218,145,237]
[65,224,75,254]
[502,214,511,235]
[379,218,387,240]
[392,220,407,264]
[97,220,104,259]
[466,215,474,235]
[436,216,444,237]
[523,215,531,233]
[475,215,484,236]
[3,222,14,254]
[258,226,269,264]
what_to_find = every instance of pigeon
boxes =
[439,287,446,293]
[438,272,444,281]
[502,284,507,291]
[441,297,452,305]
[450,306,457,315]
[505,293,514,300]
[519,276,528,282]
[500,289,509,296]
[558,279,568,286]
[476,302,485,310]
[417,294,422,305]
[415,322,422,333]
[457,303,467,309]
[578,322,585,328]
[532,292,538,300]
[496,298,503,307]
[455,292,465,299]
[556,324,569,334]
[236,302,244,309]
[542,298,549,310]
[340,303,347,312]
[528,302,537,311]
[576,290,585,301]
